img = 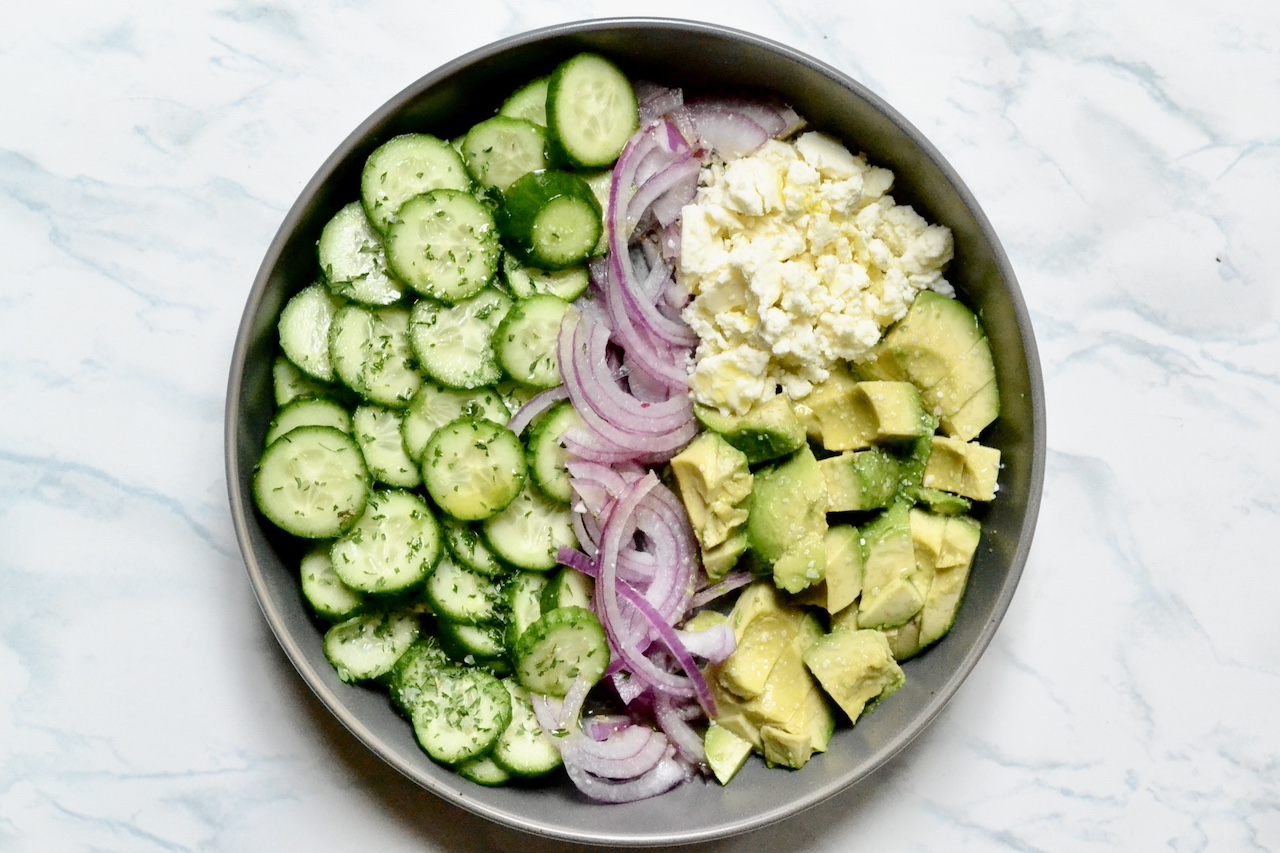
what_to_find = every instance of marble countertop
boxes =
[3,1,1277,850]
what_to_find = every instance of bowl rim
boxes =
[225,15,1046,847]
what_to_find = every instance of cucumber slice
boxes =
[499,76,550,126]
[461,115,550,192]
[437,619,509,670]
[351,404,421,488]
[361,133,473,233]
[425,555,504,625]
[540,566,594,612]
[491,680,562,778]
[264,396,351,447]
[501,254,589,301]
[385,189,500,303]
[252,425,370,539]
[278,282,341,383]
[329,303,422,409]
[457,754,512,787]
[317,201,405,306]
[494,294,570,389]
[498,170,602,270]
[546,53,638,168]
[400,382,509,461]
[513,605,610,697]
[441,517,508,577]
[481,482,578,572]
[272,354,333,406]
[422,417,527,521]
[408,287,512,390]
[388,637,453,716]
[503,570,549,647]
[299,543,364,621]
[404,664,512,765]
[323,609,420,683]
[330,489,441,596]
[526,401,583,503]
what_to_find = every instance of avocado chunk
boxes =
[802,627,905,724]
[918,514,981,647]
[923,435,1001,501]
[726,580,786,641]
[821,447,900,512]
[793,364,860,442]
[855,501,930,629]
[746,446,829,593]
[805,380,932,451]
[795,524,864,615]
[862,291,999,440]
[669,431,754,578]
[704,722,754,785]
[693,395,806,465]
[718,612,801,700]
[878,614,925,661]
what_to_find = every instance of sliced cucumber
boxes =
[422,417,527,521]
[499,76,550,126]
[503,570,549,646]
[457,754,512,787]
[513,605,610,697]
[323,609,420,683]
[400,382,509,461]
[425,555,504,625]
[388,636,452,716]
[299,543,364,621]
[481,482,577,572]
[546,53,638,168]
[498,170,602,270]
[408,287,512,390]
[351,404,421,488]
[461,115,550,192]
[330,489,441,596]
[526,401,583,503]
[252,425,370,539]
[404,664,512,765]
[318,201,405,306]
[540,566,594,612]
[385,189,500,304]
[272,354,333,406]
[501,254,589,301]
[361,133,473,233]
[278,282,341,383]
[329,303,422,409]
[492,680,562,778]
[437,619,509,669]
[441,517,508,577]
[495,294,571,389]
[264,396,351,447]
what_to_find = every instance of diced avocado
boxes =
[923,436,1001,501]
[718,612,800,700]
[920,336,996,417]
[918,516,981,647]
[857,501,931,629]
[792,364,861,442]
[701,529,749,579]
[693,395,806,465]
[803,628,905,724]
[805,380,931,451]
[682,608,729,634]
[795,525,864,615]
[821,448,900,512]
[760,723,814,770]
[738,611,823,729]
[865,291,999,440]
[670,431,753,578]
[727,580,785,641]
[704,722,754,785]
[856,576,927,630]
[942,376,1000,441]
[895,431,935,498]
[910,486,972,516]
[747,446,829,593]
[908,507,950,573]
[880,614,925,661]
[874,291,985,388]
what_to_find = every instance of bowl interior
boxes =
[226,17,1044,847]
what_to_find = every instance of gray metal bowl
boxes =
[225,17,1044,847]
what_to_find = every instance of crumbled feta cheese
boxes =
[680,131,955,415]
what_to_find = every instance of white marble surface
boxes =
[2,1,1278,850]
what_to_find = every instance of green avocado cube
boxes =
[746,446,829,594]
[802,627,905,724]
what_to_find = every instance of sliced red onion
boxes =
[690,571,756,609]
[561,749,688,804]
[685,102,770,159]
[654,693,707,767]
[504,384,569,436]
[673,620,736,664]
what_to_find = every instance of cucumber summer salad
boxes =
[253,52,1003,802]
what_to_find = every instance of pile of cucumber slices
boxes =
[252,53,637,785]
